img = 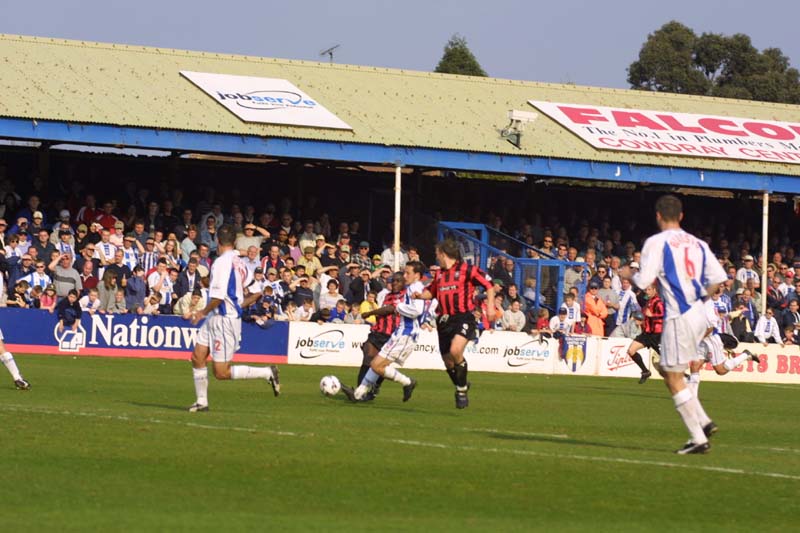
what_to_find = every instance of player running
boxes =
[620,195,727,454]
[343,262,434,402]
[0,328,30,390]
[685,293,760,436]
[415,239,495,409]
[626,284,664,384]
[188,225,279,412]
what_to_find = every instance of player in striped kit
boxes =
[685,294,759,438]
[188,225,279,412]
[415,239,495,409]
[621,195,727,455]
[343,262,435,403]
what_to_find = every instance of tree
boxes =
[627,21,800,104]
[434,34,487,77]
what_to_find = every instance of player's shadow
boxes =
[482,432,651,452]
[127,401,189,412]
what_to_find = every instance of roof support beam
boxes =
[0,117,795,193]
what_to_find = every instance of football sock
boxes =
[454,360,469,391]
[723,352,750,372]
[446,366,458,386]
[1,352,22,381]
[383,366,412,386]
[355,369,380,400]
[685,376,712,426]
[357,364,371,385]
[630,352,648,373]
[231,365,274,380]
[193,367,208,406]
[673,388,707,444]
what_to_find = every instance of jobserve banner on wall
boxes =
[0,309,288,363]
[181,71,352,130]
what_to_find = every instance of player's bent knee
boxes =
[713,365,728,375]
[212,364,232,380]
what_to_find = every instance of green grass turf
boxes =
[1,355,798,532]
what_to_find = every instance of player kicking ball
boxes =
[620,195,727,455]
[342,262,433,403]
[188,225,279,412]
[0,328,30,390]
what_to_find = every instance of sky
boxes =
[2,0,800,89]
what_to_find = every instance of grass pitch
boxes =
[1,355,797,532]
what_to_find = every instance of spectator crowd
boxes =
[1,181,798,347]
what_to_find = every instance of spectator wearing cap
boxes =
[8,217,30,237]
[56,229,76,265]
[32,228,56,261]
[610,310,644,339]
[74,224,91,253]
[29,210,46,234]
[298,246,322,277]
[109,220,125,247]
[736,255,760,288]
[354,241,372,271]
[584,281,608,336]
[244,267,267,297]
[235,223,270,254]
[370,254,384,272]
[549,307,574,337]
[337,232,352,250]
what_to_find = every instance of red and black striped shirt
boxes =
[372,291,402,336]
[427,261,493,315]
[644,295,665,334]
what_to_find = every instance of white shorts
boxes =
[698,334,726,366]
[659,301,708,373]
[196,315,242,363]
[378,334,416,366]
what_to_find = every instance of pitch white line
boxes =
[388,438,800,482]
[753,384,799,390]
[0,404,299,437]
[470,428,569,439]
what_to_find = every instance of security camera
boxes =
[508,110,538,123]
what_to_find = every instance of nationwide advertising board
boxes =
[529,101,800,165]
[181,71,352,130]
[0,309,287,363]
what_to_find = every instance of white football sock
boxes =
[231,365,273,380]
[1,352,22,381]
[673,388,707,444]
[193,367,208,406]
[724,352,750,371]
[383,366,411,386]
[686,373,700,398]
[355,369,380,400]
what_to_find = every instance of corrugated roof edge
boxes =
[3,32,800,113]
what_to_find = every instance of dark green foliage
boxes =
[628,21,800,104]
[434,34,487,77]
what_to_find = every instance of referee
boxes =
[415,239,495,408]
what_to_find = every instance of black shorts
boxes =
[437,313,477,353]
[633,332,661,352]
[719,333,739,350]
[365,331,391,351]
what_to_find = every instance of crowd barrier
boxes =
[2,309,798,384]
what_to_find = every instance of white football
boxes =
[320,375,342,397]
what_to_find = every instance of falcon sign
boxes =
[529,101,800,164]
[182,71,352,130]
